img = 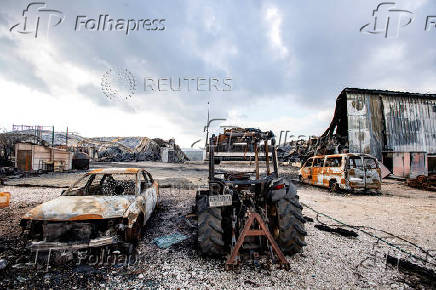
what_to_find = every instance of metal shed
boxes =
[326,88,436,178]
[15,143,72,172]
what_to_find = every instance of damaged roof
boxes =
[342,88,436,100]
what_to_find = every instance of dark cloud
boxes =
[1,0,435,141]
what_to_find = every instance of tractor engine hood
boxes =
[22,195,137,221]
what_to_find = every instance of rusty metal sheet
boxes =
[392,152,411,177]
[378,161,391,179]
[410,152,427,178]
[16,150,32,171]
[0,192,10,208]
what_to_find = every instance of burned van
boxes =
[299,153,381,192]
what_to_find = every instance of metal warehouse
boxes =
[323,88,436,178]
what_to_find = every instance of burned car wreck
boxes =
[299,153,381,192]
[20,168,158,251]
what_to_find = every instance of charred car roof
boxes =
[88,168,147,174]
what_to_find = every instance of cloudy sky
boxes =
[1,0,435,147]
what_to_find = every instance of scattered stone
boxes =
[0,259,7,270]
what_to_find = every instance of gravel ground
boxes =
[0,162,435,288]
[0,185,433,288]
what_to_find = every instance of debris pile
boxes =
[96,137,188,163]
[0,131,189,164]
[277,96,349,163]
[407,174,436,191]
[277,135,344,163]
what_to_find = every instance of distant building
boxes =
[326,88,436,178]
[15,143,72,172]
[182,148,205,161]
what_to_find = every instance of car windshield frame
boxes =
[63,172,141,196]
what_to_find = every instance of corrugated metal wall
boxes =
[346,93,373,157]
[346,92,436,160]
[382,96,436,153]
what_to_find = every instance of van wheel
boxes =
[329,180,338,192]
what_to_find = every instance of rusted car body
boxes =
[299,153,381,192]
[20,168,158,251]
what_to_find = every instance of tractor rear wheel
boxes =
[196,194,226,256]
[274,184,307,255]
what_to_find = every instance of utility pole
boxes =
[52,126,55,147]
[278,130,284,146]
[203,100,226,149]
[284,130,290,145]
[205,101,210,149]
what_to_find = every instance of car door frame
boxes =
[346,155,366,189]
[311,156,325,186]
[363,155,381,190]
[301,157,314,183]
[137,170,158,226]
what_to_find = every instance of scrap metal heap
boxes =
[79,137,188,163]
[209,127,273,161]
[407,174,436,191]
[196,129,307,269]
[278,98,349,163]
[212,127,265,152]
[0,131,189,167]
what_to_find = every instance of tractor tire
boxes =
[275,184,307,255]
[197,195,226,256]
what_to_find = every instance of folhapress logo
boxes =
[9,2,64,38]
[10,2,166,38]
[360,2,414,38]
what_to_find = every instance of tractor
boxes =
[196,129,307,268]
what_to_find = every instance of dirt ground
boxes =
[0,161,435,288]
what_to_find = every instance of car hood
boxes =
[22,195,137,221]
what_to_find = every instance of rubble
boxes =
[0,163,434,288]
[0,131,189,167]
[407,174,436,191]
